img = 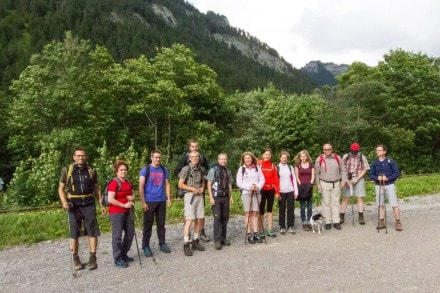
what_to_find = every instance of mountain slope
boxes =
[0,0,315,94]
[301,61,349,87]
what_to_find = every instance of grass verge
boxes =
[0,174,439,250]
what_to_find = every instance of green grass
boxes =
[1,174,439,250]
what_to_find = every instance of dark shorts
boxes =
[68,203,100,239]
[260,189,275,215]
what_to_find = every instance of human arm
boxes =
[138,174,149,211]
[163,178,171,208]
[294,166,301,186]
[314,158,322,192]
[292,171,299,198]
[207,180,215,206]
[369,161,378,182]
[58,181,69,209]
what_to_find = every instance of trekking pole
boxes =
[245,191,253,244]
[348,173,355,226]
[67,212,78,278]
[254,190,267,244]
[133,205,156,265]
[381,179,388,234]
[131,206,142,269]
[377,178,381,233]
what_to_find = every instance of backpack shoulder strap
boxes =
[145,165,151,183]
[125,178,133,188]
[160,164,167,183]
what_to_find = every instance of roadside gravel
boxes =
[1,194,440,293]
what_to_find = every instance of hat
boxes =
[350,143,360,151]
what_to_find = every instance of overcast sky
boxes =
[187,0,440,68]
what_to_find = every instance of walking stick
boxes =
[254,190,267,244]
[348,173,355,226]
[134,206,156,265]
[381,178,388,234]
[377,178,382,233]
[67,212,78,278]
[244,191,253,244]
[131,207,143,269]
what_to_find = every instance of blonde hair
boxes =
[294,150,313,164]
[240,151,258,166]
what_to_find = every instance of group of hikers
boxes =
[58,140,402,270]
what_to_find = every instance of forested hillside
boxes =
[0,1,439,208]
[0,0,313,94]
[0,0,316,185]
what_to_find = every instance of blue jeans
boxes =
[299,196,313,224]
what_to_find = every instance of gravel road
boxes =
[1,194,440,293]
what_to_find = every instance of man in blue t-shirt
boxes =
[139,150,172,257]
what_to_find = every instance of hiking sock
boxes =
[193,233,199,240]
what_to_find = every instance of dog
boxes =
[310,213,326,234]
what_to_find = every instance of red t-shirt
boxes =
[108,179,132,214]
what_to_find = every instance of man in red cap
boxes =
[340,143,370,225]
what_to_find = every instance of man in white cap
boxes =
[340,143,370,225]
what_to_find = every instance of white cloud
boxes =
[188,0,440,68]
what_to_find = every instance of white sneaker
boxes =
[287,227,296,234]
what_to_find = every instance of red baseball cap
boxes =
[350,143,360,151]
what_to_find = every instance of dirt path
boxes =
[1,195,440,292]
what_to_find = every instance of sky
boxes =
[187,0,440,68]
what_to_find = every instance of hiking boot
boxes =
[333,223,341,230]
[267,230,277,238]
[325,224,332,230]
[254,233,264,243]
[340,213,345,224]
[192,239,205,251]
[302,224,310,231]
[247,234,256,244]
[395,220,402,231]
[200,229,210,242]
[214,241,222,250]
[88,254,97,270]
[377,219,386,230]
[287,227,296,234]
[159,243,171,253]
[280,228,286,235]
[121,255,134,262]
[359,213,365,225]
[143,246,153,257]
[183,242,193,256]
[72,254,82,271]
[221,239,231,246]
[114,258,128,268]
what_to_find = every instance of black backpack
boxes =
[102,177,132,207]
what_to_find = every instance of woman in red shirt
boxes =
[258,148,280,238]
[107,160,135,268]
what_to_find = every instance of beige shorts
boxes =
[184,192,205,220]
[241,192,261,212]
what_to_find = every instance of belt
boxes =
[68,194,94,199]
[320,179,341,183]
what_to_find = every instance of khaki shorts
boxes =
[184,192,205,220]
[343,177,366,198]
